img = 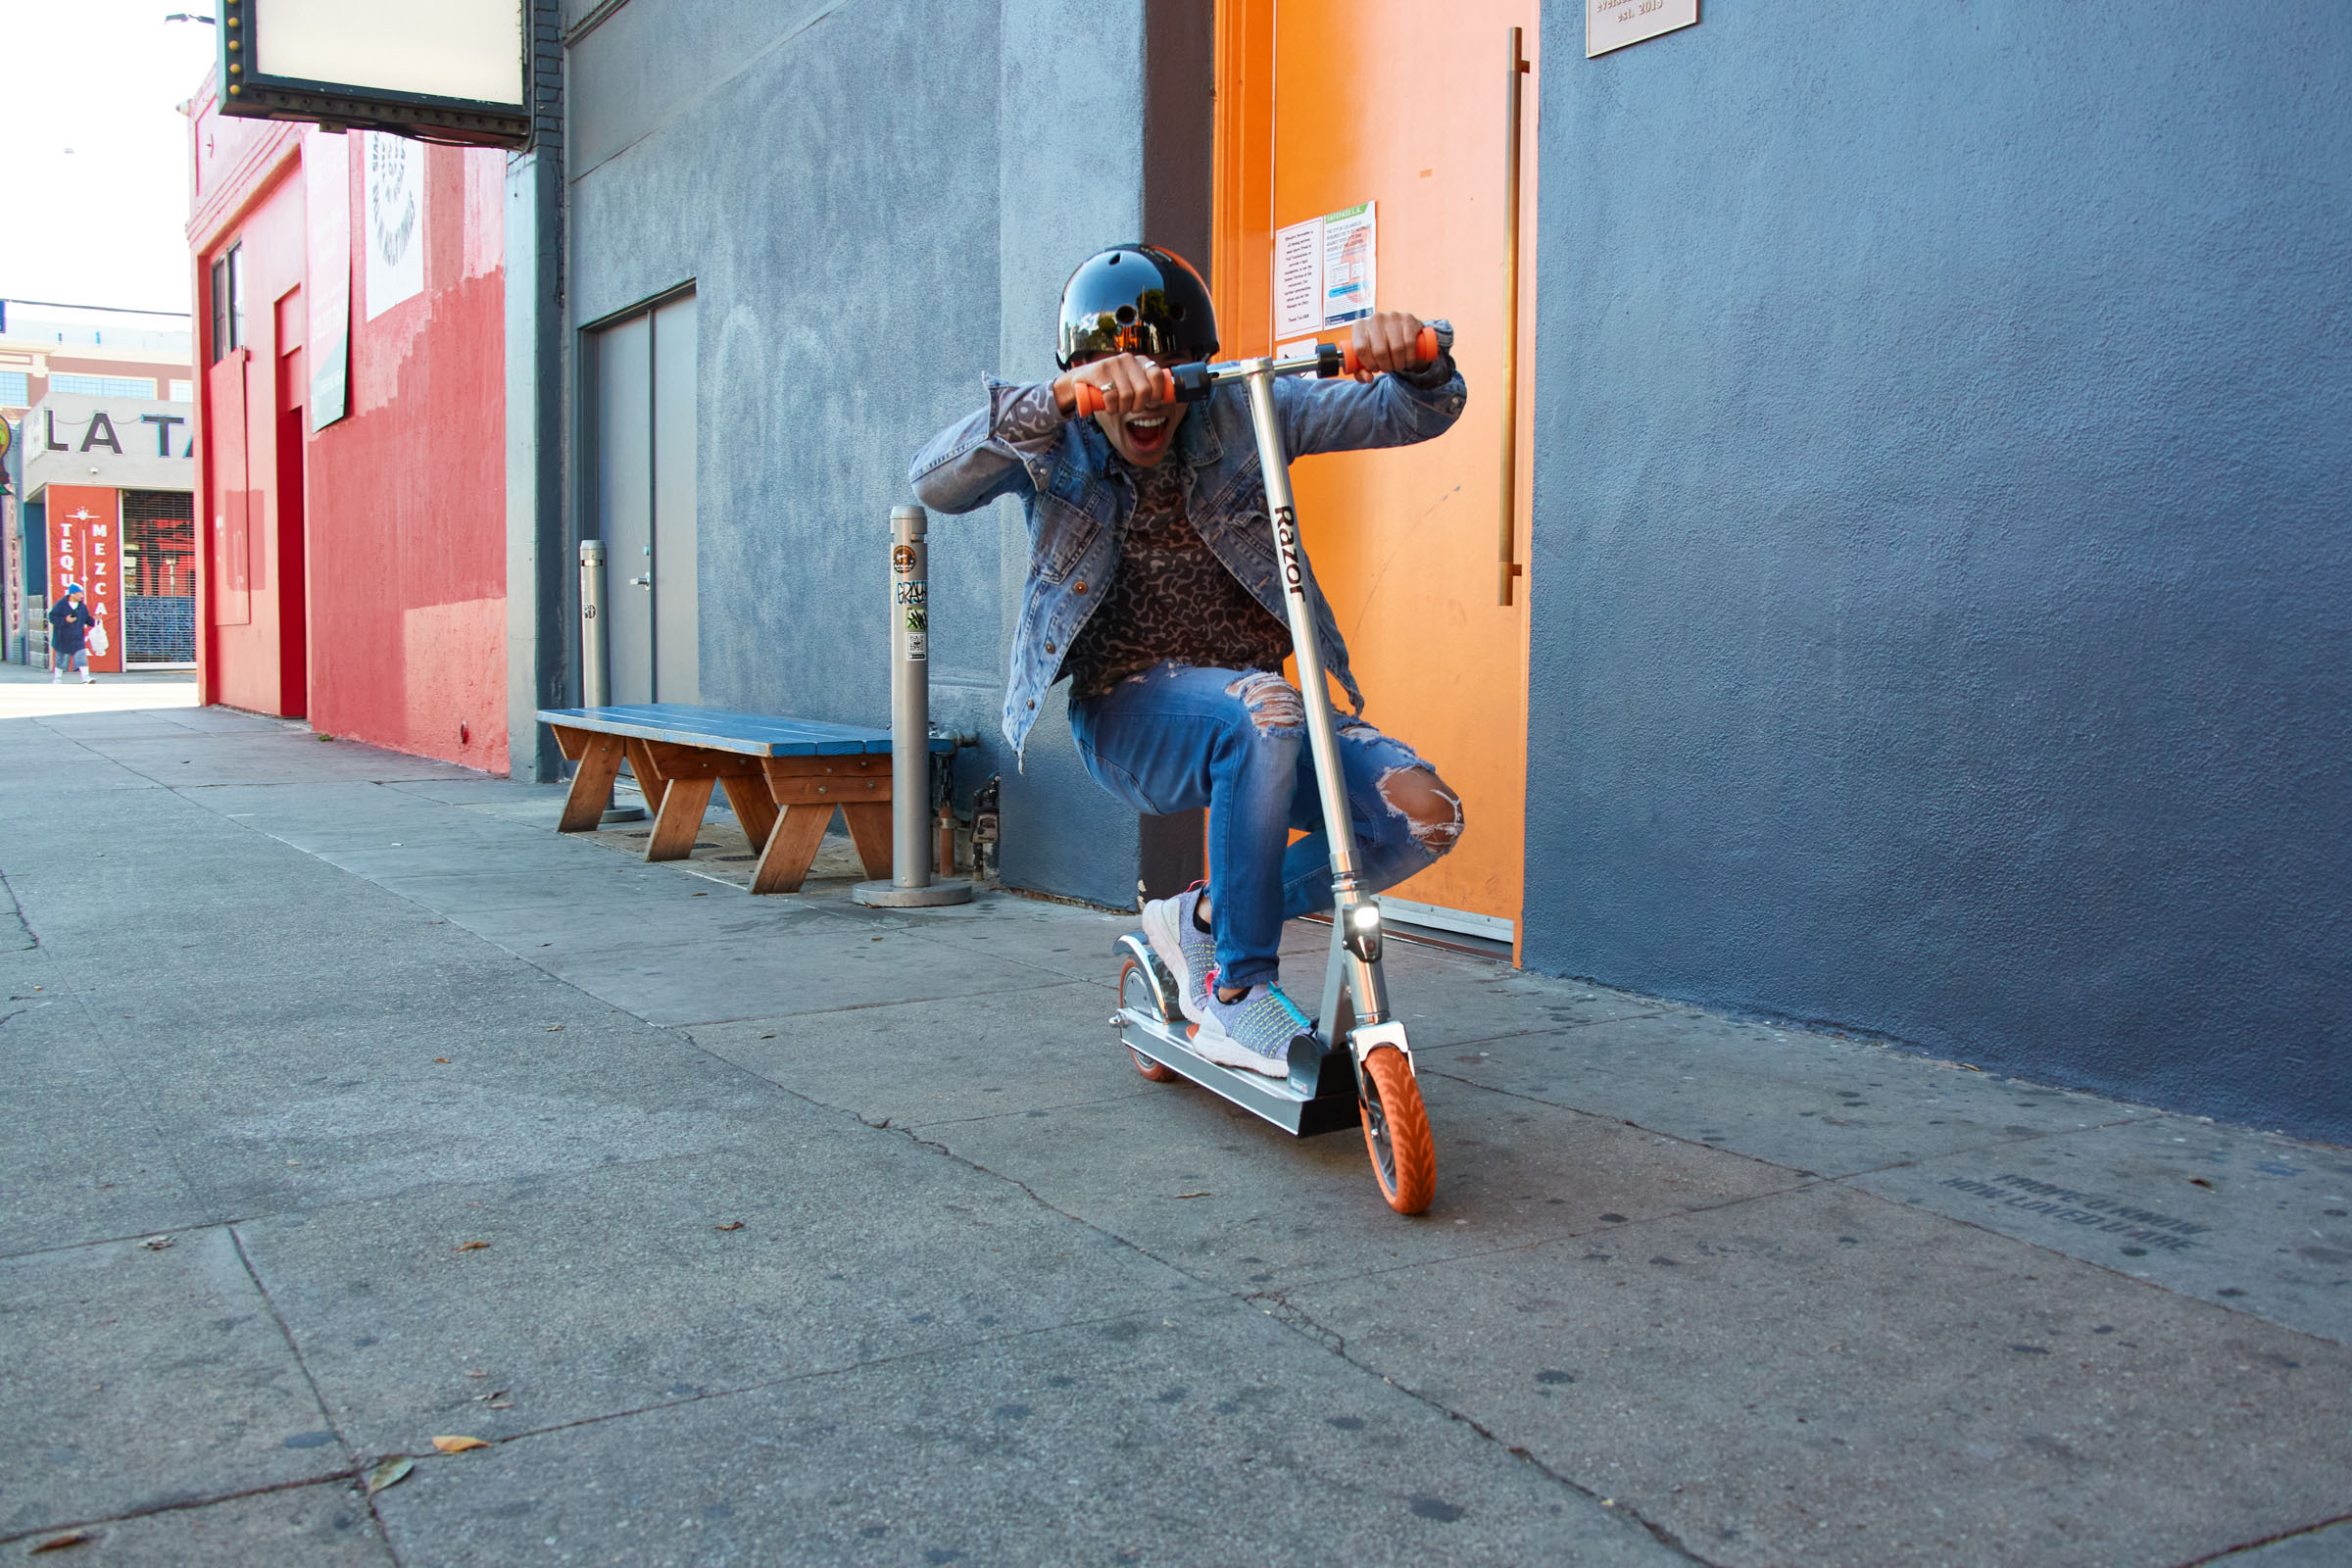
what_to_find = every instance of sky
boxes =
[0,0,221,316]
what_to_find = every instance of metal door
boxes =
[650,294,698,700]
[589,292,697,705]
[1214,1,1539,952]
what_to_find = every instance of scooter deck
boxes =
[1115,938,1362,1139]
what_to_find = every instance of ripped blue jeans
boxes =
[1070,662,1464,991]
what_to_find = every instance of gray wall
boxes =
[564,0,1191,906]
[1521,0,2351,1140]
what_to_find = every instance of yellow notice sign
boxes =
[1588,0,1697,58]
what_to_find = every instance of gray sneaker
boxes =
[1191,981,1312,1079]
[1140,885,1213,1023]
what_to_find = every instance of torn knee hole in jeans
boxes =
[1377,765,1465,853]
[1225,671,1305,736]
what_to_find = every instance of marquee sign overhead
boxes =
[216,0,530,149]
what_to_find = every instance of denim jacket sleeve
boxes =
[1272,318,1467,458]
[907,378,1068,515]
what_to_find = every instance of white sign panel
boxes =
[253,0,525,109]
[1589,0,1698,58]
[1270,201,1378,342]
[364,132,425,320]
[1274,219,1322,341]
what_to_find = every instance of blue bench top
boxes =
[538,704,954,758]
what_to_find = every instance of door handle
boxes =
[1498,24,1530,608]
[630,573,652,589]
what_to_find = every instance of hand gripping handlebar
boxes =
[1069,325,1441,416]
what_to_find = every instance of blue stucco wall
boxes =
[1523,0,2350,1139]
[565,0,1151,907]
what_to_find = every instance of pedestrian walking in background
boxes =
[47,584,95,685]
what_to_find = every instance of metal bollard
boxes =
[854,506,970,906]
[577,540,645,823]
[579,541,610,708]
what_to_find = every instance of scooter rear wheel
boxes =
[1357,1046,1435,1214]
[1118,956,1181,1083]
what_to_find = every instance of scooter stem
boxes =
[1237,362,1391,1029]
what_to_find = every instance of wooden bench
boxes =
[538,704,953,895]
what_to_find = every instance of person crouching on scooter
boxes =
[909,244,1467,1077]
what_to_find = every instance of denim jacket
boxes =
[907,324,1467,758]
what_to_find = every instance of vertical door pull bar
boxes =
[1498,25,1530,607]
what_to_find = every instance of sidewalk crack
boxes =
[1253,1293,1725,1566]
[0,866,41,951]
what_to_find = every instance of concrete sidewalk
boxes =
[2,687,2346,1566]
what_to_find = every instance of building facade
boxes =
[185,84,511,766]
[243,1,2343,1142]
[0,302,195,666]
[16,392,198,673]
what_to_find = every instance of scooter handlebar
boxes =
[1065,325,1440,418]
[1341,325,1443,377]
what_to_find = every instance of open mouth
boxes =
[1122,413,1172,450]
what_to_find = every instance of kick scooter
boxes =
[1075,326,1445,1215]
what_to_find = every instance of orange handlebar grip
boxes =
[1340,325,1444,376]
[1069,368,1175,417]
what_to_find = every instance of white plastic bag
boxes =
[88,622,109,659]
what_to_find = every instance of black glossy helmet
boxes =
[1055,244,1218,369]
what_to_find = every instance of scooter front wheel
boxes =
[1357,1046,1435,1214]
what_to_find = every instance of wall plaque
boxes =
[1589,0,1698,58]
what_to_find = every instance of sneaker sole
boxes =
[1139,900,1207,1025]
[1185,1019,1293,1079]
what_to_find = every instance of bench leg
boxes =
[623,738,668,815]
[718,773,779,852]
[557,731,624,833]
[646,775,714,861]
[751,804,834,895]
[841,801,894,881]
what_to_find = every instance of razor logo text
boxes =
[1275,507,1306,597]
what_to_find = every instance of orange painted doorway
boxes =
[1212,0,1540,948]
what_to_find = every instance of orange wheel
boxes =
[1357,1046,1435,1214]
[1118,956,1180,1082]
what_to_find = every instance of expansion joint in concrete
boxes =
[0,1472,370,1550]
[2175,1512,2352,1566]
[1249,1291,1725,1567]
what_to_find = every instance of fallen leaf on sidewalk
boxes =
[546,1024,564,1032]
[365,1455,414,1494]
[713,1221,745,1232]
[455,1241,490,1252]
[471,1389,509,1402]
[1173,1192,1212,1200]
[432,1057,450,1064]
[139,1235,172,1250]
[431,1436,491,1453]
[29,1529,96,1552]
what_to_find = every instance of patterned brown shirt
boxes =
[1061,445,1293,700]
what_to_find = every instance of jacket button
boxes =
[1073,580,1088,594]
[1045,640,1055,654]
[1027,700,1036,710]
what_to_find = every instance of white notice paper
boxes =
[1273,218,1323,341]
[1271,202,1378,340]
[364,131,425,320]
[1588,0,1698,58]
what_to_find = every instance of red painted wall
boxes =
[187,84,508,770]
